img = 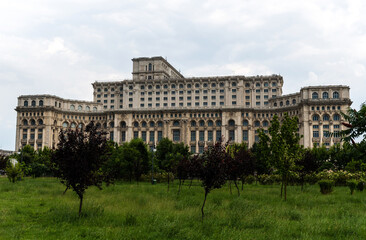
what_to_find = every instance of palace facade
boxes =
[15,56,352,152]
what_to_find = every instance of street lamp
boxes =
[151,144,156,184]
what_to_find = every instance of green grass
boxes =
[1,177,366,239]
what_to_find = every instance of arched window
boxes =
[207,120,213,126]
[312,92,318,99]
[38,119,43,125]
[78,123,83,129]
[173,121,180,126]
[78,105,82,111]
[228,120,235,126]
[323,114,330,121]
[203,83,208,88]
[312,114,319,121]
[256,83,260,87]
[286,100,290,106]
[274,103,277,107]
[292,99,296,104]
[39,100,43,106]
[171,84,176,89]
[110,122,114,128]
[191,121,196,127]
[140,85,145,90]
[103,123,107,129]
[148,85,152,89]
[148,63,152,71]
[62,122,68,128]
[93,107,97,112]
[22,119,28,125]
[141,121,147,127]
[24,101,28,107]
[31,100,36,107]
[164,85,168,89]
[195,83,200,88]
[96,123,101,129]
[30,119,36,126]
[211,83,216,88]
[333,114,340,121]
[187,84,191,88]
[71,123,76,128]
[70,105,75,110]
[216,120,222,126]
[120,121,126,128]
[280,101,283,106]
[333,92,339,99]
[199,120,205,126]
[263,121,269,127]
[322,92,329,99]
[254,121,260,127]
[133,122,139,127]
[86,106,90,111]
[149,121,155,127]
[243,120,248,126]
[158,121,163,127]
[179,84,184,89]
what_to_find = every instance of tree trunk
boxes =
[229,181,232,195]
[189,178,193,188]
[63,186,69,195]
[201,190,208,220]
[241,179,244,191]
[284,174,288,201]
[78,194,83,217]
[178,179,182,195]
[234,180,240,197]
[280,176,284,198]
[167,172,170,191]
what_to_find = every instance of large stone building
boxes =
[15,56,352,152]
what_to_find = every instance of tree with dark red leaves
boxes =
[198,141,229,219]
[176,156,190,194]
[51,122,110,216]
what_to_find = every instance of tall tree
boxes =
[51,122,110,216]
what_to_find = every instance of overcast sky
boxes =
[1,0,365,150]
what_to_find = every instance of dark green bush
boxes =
[245,175,256,184]
[318,180,334,194]
[347,180,358,195]
[357,180,365,191]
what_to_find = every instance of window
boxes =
[158,131,163,141]
[313,131,319,138]
[229,130,235,141]
[243,120,248,126]
[312,114,319,121]
[173,121,180,126]
[334,125,340,129]
[333,92,339,99]
[199,131,204,141]
[323,114,330,121]
[208,120,213,126]
[216,130,222,141]
[134,131,138,139]
[333,114,340,121]
[313,125,319,129]
[199,120,205,127]
[323,131,330,137]
[322,92,329,99]
[232,101,237,105]
[312,92,318,99]
[216,120,222,126]
[254,121,260,127]
[191,146,196,153]
[39,100,43,106]
[272,89,277,92]
[243,130,248,141]
[121,131,126,142]
[142,131,147,142]
[191,131,196,141]
[228,120,235,126]
[173,129,180,141]
[208,131,213,141]
[263,121,268,127]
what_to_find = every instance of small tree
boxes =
[0,154,9,172]
[176,156,190,194]
[198,141,228,219]
[51,122,110,216]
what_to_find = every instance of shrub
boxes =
[347,180,358,195]
[5,163,23,183]
[357,180,365,191]
[318,180,334,194]
[245,175,256,184]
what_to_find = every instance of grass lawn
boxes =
[1,177,366,239]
